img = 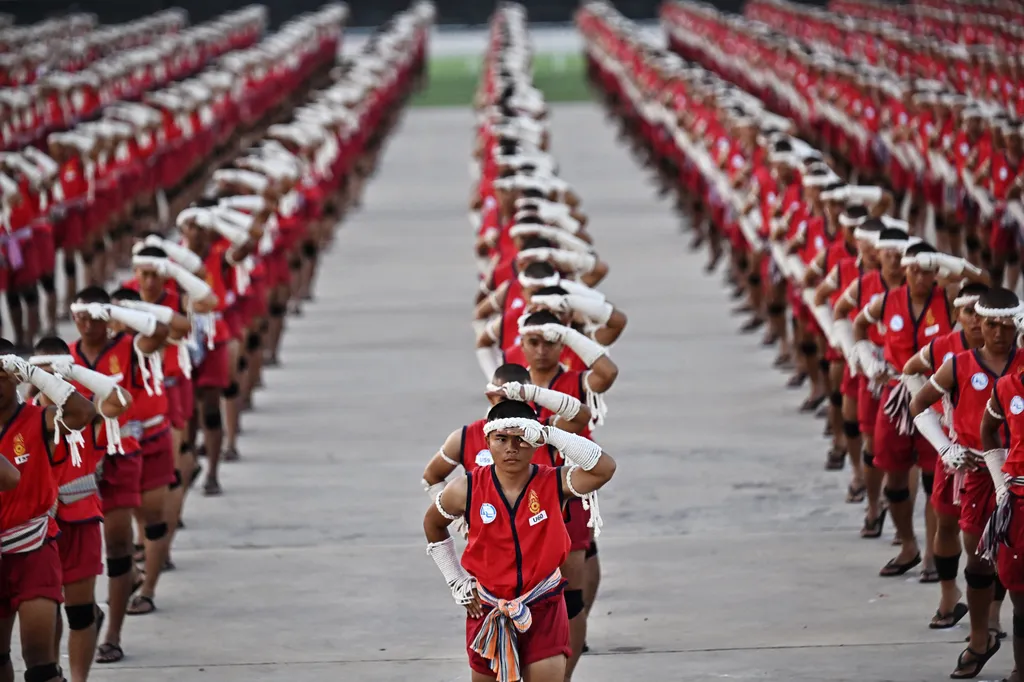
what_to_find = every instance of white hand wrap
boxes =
[503,381,582,420]
[558,279,605,302]
[6,356,80,455]
[562,327,607,367]
[66,365,123,404]
[564,294,614,325]
[913,409,953,455]
[117,299,174,325]
[832,319,856,367]
[147,237,204,273]
[475,347,500,380]
[164,261,214,302]
[551,250,597,274]
[934,253,966,277]
[425,536,477,605]
[544,426,603,470]
[424,480,445,501]
[983,449,1010,504]
[106,305,158,336]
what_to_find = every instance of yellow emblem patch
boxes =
[925,309,935,326]
[13,434,25,458]
[528,489,541,515]
[108,355,120,375]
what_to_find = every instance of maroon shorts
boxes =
[564,498,592,553]
[9,238,39,290]
[99,453,142,512]
[872,384,939,475]
[997,491,1024,590]
[165,379,193,430]
[56,519,103,585]
[841,364,859,399]
[193,343,230,389]
[931,465,960,519]
[959,469,996,537]
[33,222,56,276]
[466,594,571,676]
[857,376,881,435]
[0,540,63,618]
[140,429,176,492]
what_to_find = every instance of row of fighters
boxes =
[830,0,1024,47]
[580,1,1024,679]
[423,5,625,682]
[0,4,278,355]
[680,0,1024,292]
[0,5,431,682]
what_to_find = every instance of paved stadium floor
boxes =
[36,104,1001,681]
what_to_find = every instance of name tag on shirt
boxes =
[924,324,940,337]
[529,511,547,527]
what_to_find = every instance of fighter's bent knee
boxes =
[964,569,994,589]
[24,663,61,682]
[203,411,223,431]
[883,487,910,503]
[564,589,585,619]
[863,450,874,468]
[223,382,240,399]
[106,555,132,578]
[842,421,860,439]
[170,469,183,490]
[921,473,935,496]
[64,603,96,631]
[145,522,168,541]
[934,554,960,582]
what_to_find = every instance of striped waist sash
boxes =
[58,473,99,505]
[979,476,1024,562]
[1,512,51,554]
[470,569,566,682]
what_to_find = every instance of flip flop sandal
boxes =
[879,553,922,577]
[96,643,124,664]
[816,404,830,419]
[965,629,1008,642]
[846,483,866,503]
[861,508,887,538]
[126,595,156,616]
[786,373,808,389]
[930,602,969,629]
[740,317,764,333]
[761,333,779,347]
[799,395,827,413]
[825,449,846,471]
[919,568,941,584]
[951,636,1000,679]
[773,354,792,368]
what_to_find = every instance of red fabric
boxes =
[873,384,939,475]
[140,430,175,492]
[466,593,571,675]
[0,541,63,616]
[98,454,142,513]
[0,404,58,539]
[56,520,104,585]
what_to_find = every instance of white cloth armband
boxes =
[505,382,582,420]
[561,327,606,367]
[106,305,157,337]
[165,261,214,301]
[426,536,476,605]
[149,237,203,273]
[913,409,953,455]
[424,480,445,501]
[929,375,951,395]
[564,294,613,325]
[543,426,603,470]
[983,449,1010,503]
[117,299,174,325]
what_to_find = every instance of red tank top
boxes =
[70,334,141,455]
[858,270,893,344]
[952,349,1024,451]
[120,282,184,379]
[995,371,1024,479]
[460,418,493,474]
[881,285,952,374]
[0,403,59,550]
[461,464,570,599]
[831,258,860,309]
[204,241,233,345]
[500,279,527,351]
[929,330,970,373]
[52,425,102,524]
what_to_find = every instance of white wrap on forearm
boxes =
[550,250,597,273]
[165,261,214,301]
[913,409,952,453]
[117,299,174,325]
[425,536,476,605]
[106,305,158,336]
[149,237,203,273]
[544,426,603,470]
[509,382,582,420]
[559,279,605,302]
[67,365,121,403]
[26,365,75,409]
[562,327,606,367]
[424,480,445,501]
[475,347,500,379]
[984,449,1010,503]
[832,319,856,365]
[565,294,613,325]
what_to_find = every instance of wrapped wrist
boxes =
[562,328,606,367]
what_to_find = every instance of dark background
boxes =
[0,0,746,29]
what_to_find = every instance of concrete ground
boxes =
[19,103,1007,681]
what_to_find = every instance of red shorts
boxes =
[466,593,571,676]
[997,491,1024,590]
[55,205,86,250]
[991,219,1017,254]
[99,453,142,512]
[564,498,591,553]
[959,469,996,537]
[872,385,939,474]
[56,519,103,585]
[225,306,243,340]
[857,376,881,435]
[931,465,960,519]
[33,222,56,276]
[841,364,859,399]
[165,378,193,429]
[140,429,176,492]
[193,343,230,389]
[0,540,63,618]
[9,237,39,290]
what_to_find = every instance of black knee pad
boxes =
[20,287,38,306]
[106,555,132,577]
[799,341,818,357]
[288,257,302,272]
[966,234,982,252]
[767,303,785,317]
[63,257,77,277]
[965,569,995,590]
[883,487,910,503]
[64,603,96,631]
[818,358,830,374]
[203,411,223,431]
[843,421,860,439]
[921,472,934,496]
[145,522,168,541]
[301,241,318,259]
[269,303,287,318]
[246,331,262,353]
[223,382,240,399]
[863,450,875,468]
[934,553,960,582]
[995,575,1007,601]
[564,589,585,619]
[169,469,183,490]
[1009,250,1022,265]
[39,274,55,294]
[747,273,762,287]
[830,392,843,408]
[1014,614,1024,636]
[24,663,60,682]
[585,540,598,559]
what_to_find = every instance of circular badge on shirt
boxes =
[480,503,497,524]
[511,297,524,310]
[943,351,955,364]
[1012,396,1024,415]
[972,372,990,391]
[1001,167,1009,181]
[814,235,825,251]
[475,449,494,467]
[889,314,905,332]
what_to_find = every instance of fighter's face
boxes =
[959,305,983,340]
[182,223,208,254]
[73,308,108,346]
[906,263,937,297]
[982,317,1017,355]
[880,248,903,272]
[521,333,561,371]
[0,368,18,410]
[487,430,537,474]
[134,267,165,301]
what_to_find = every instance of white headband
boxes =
[518,271,560,289]
[176,207,215,229]
[132,254,166,271]
[900,253,940,270]
[953,294,982,308]
[482,417,543,437]
[976,302,1024,318]
[841,213,868,228]
[853,227,880,244]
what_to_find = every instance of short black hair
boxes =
[520,237,555,251]
[486,400,538,422]
[521,188,546,199]
[110,287,141,302]
[534,285,568,296]
[136,246,167,259]
[522,310,560,327]
[75,286,110,305]
[957,282,989,299]
[979,286,1019,311]
[0,338,15,355]
[492,363,531,385]
[845,205,869,219]
[523,262,557,279]
[904,241,937,256]
[516,214,544,226]
[34,336,70,355]
[192,196,219,208]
